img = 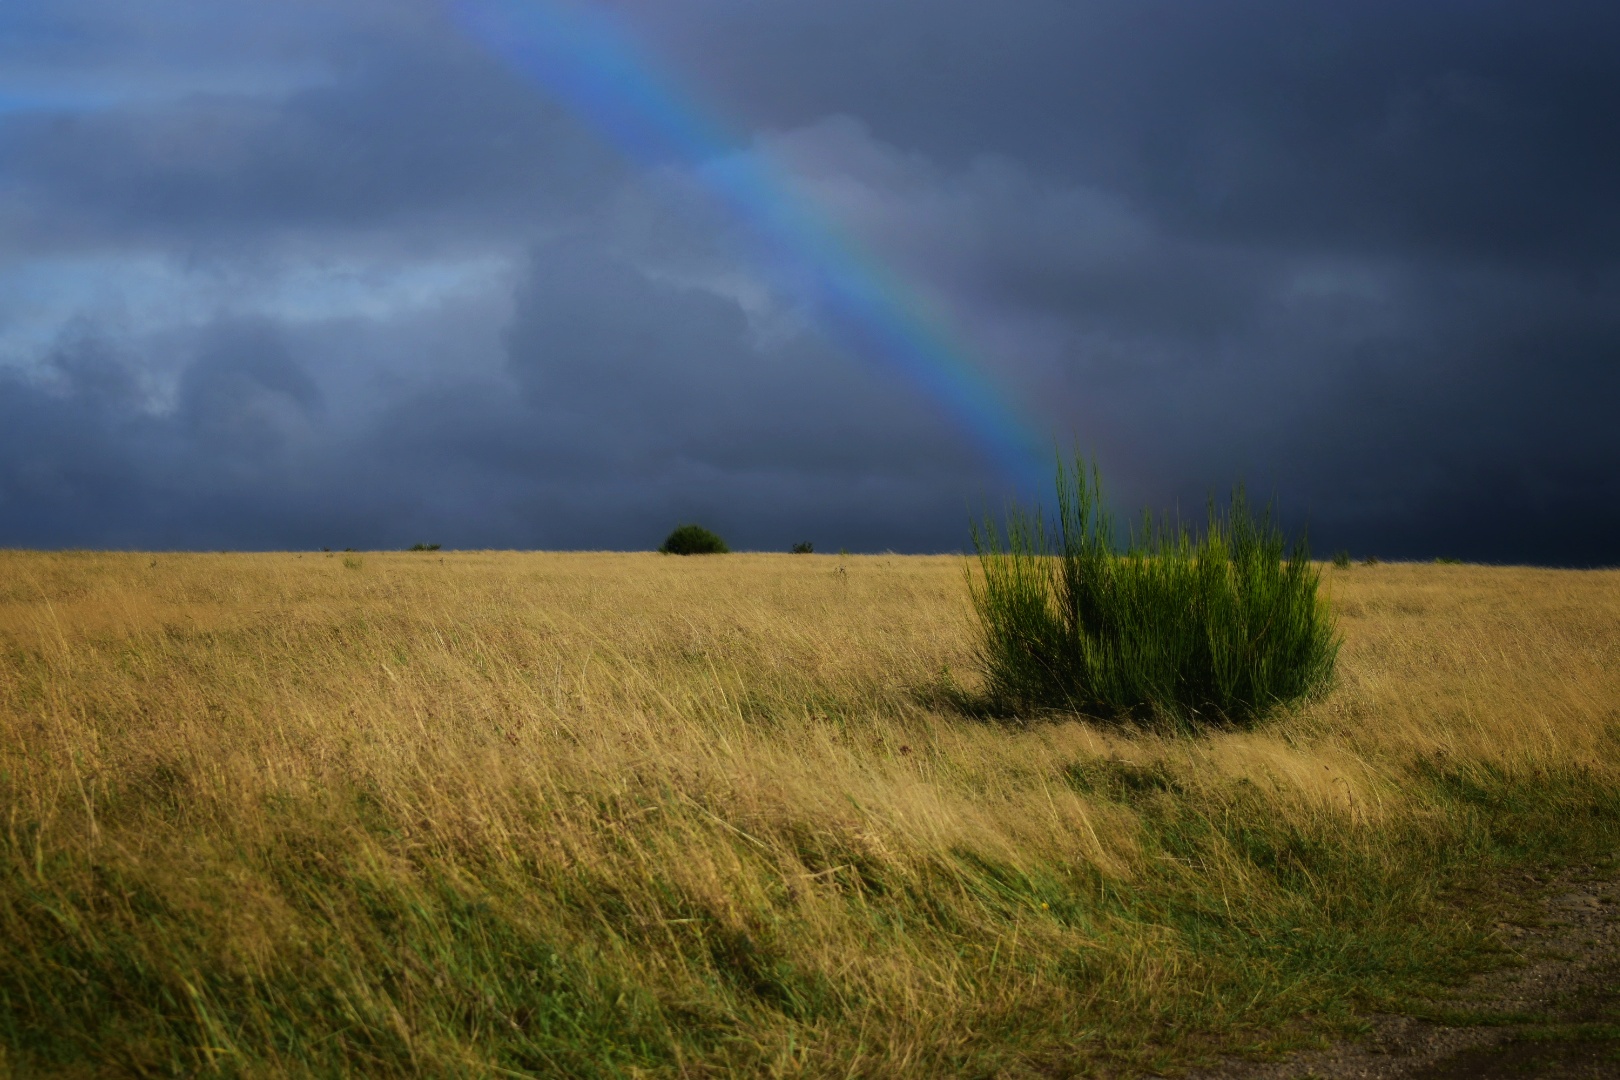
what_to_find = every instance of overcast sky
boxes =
[2,0,1616,562]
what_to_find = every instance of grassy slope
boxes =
[0,551,1617,1077]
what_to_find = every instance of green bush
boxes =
[790,542,814,554]
[408,542,442,552]
[659,524,730,555]
[1332,550,1352,569]
[969,455,1338,727]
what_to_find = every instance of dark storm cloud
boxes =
[0,323,352,549]
[0,0,1616,561]
[178,320,320,437]
[631,0,1620,264]
[0,44,620,250]
[503,237,978,478]
[676,4,1620,563]
[0,246,992,553]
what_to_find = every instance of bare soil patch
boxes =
[1192,866,1620,1079]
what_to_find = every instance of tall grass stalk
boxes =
[971,456,1339,725]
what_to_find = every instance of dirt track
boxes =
[1192,867,1620,1079]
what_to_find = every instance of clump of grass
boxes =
[659,524,729,555]
[1333,550,1352,569]
[970,455,1339,726]
[408,542,442,552]
[790,541,814,554]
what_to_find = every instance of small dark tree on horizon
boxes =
[659,524,729,555]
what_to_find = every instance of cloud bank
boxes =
[2,0,1616,562]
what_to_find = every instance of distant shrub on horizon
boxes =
[659,524,729,555]
[1332,550,1352,569]
[409,543,442,552]
[791,541,814,554]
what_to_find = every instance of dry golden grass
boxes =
[2,550,1618,1077]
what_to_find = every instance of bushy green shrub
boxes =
[659,524,730,555]
[790,542,814,554]
[1332,550,1352,569]
[969,456,1338,727]
[408,542,442,552]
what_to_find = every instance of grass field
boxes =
[2,550,1618,1077]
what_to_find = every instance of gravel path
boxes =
[1189,867,1620,1079]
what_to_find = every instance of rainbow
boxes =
[451,0,1050,491]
